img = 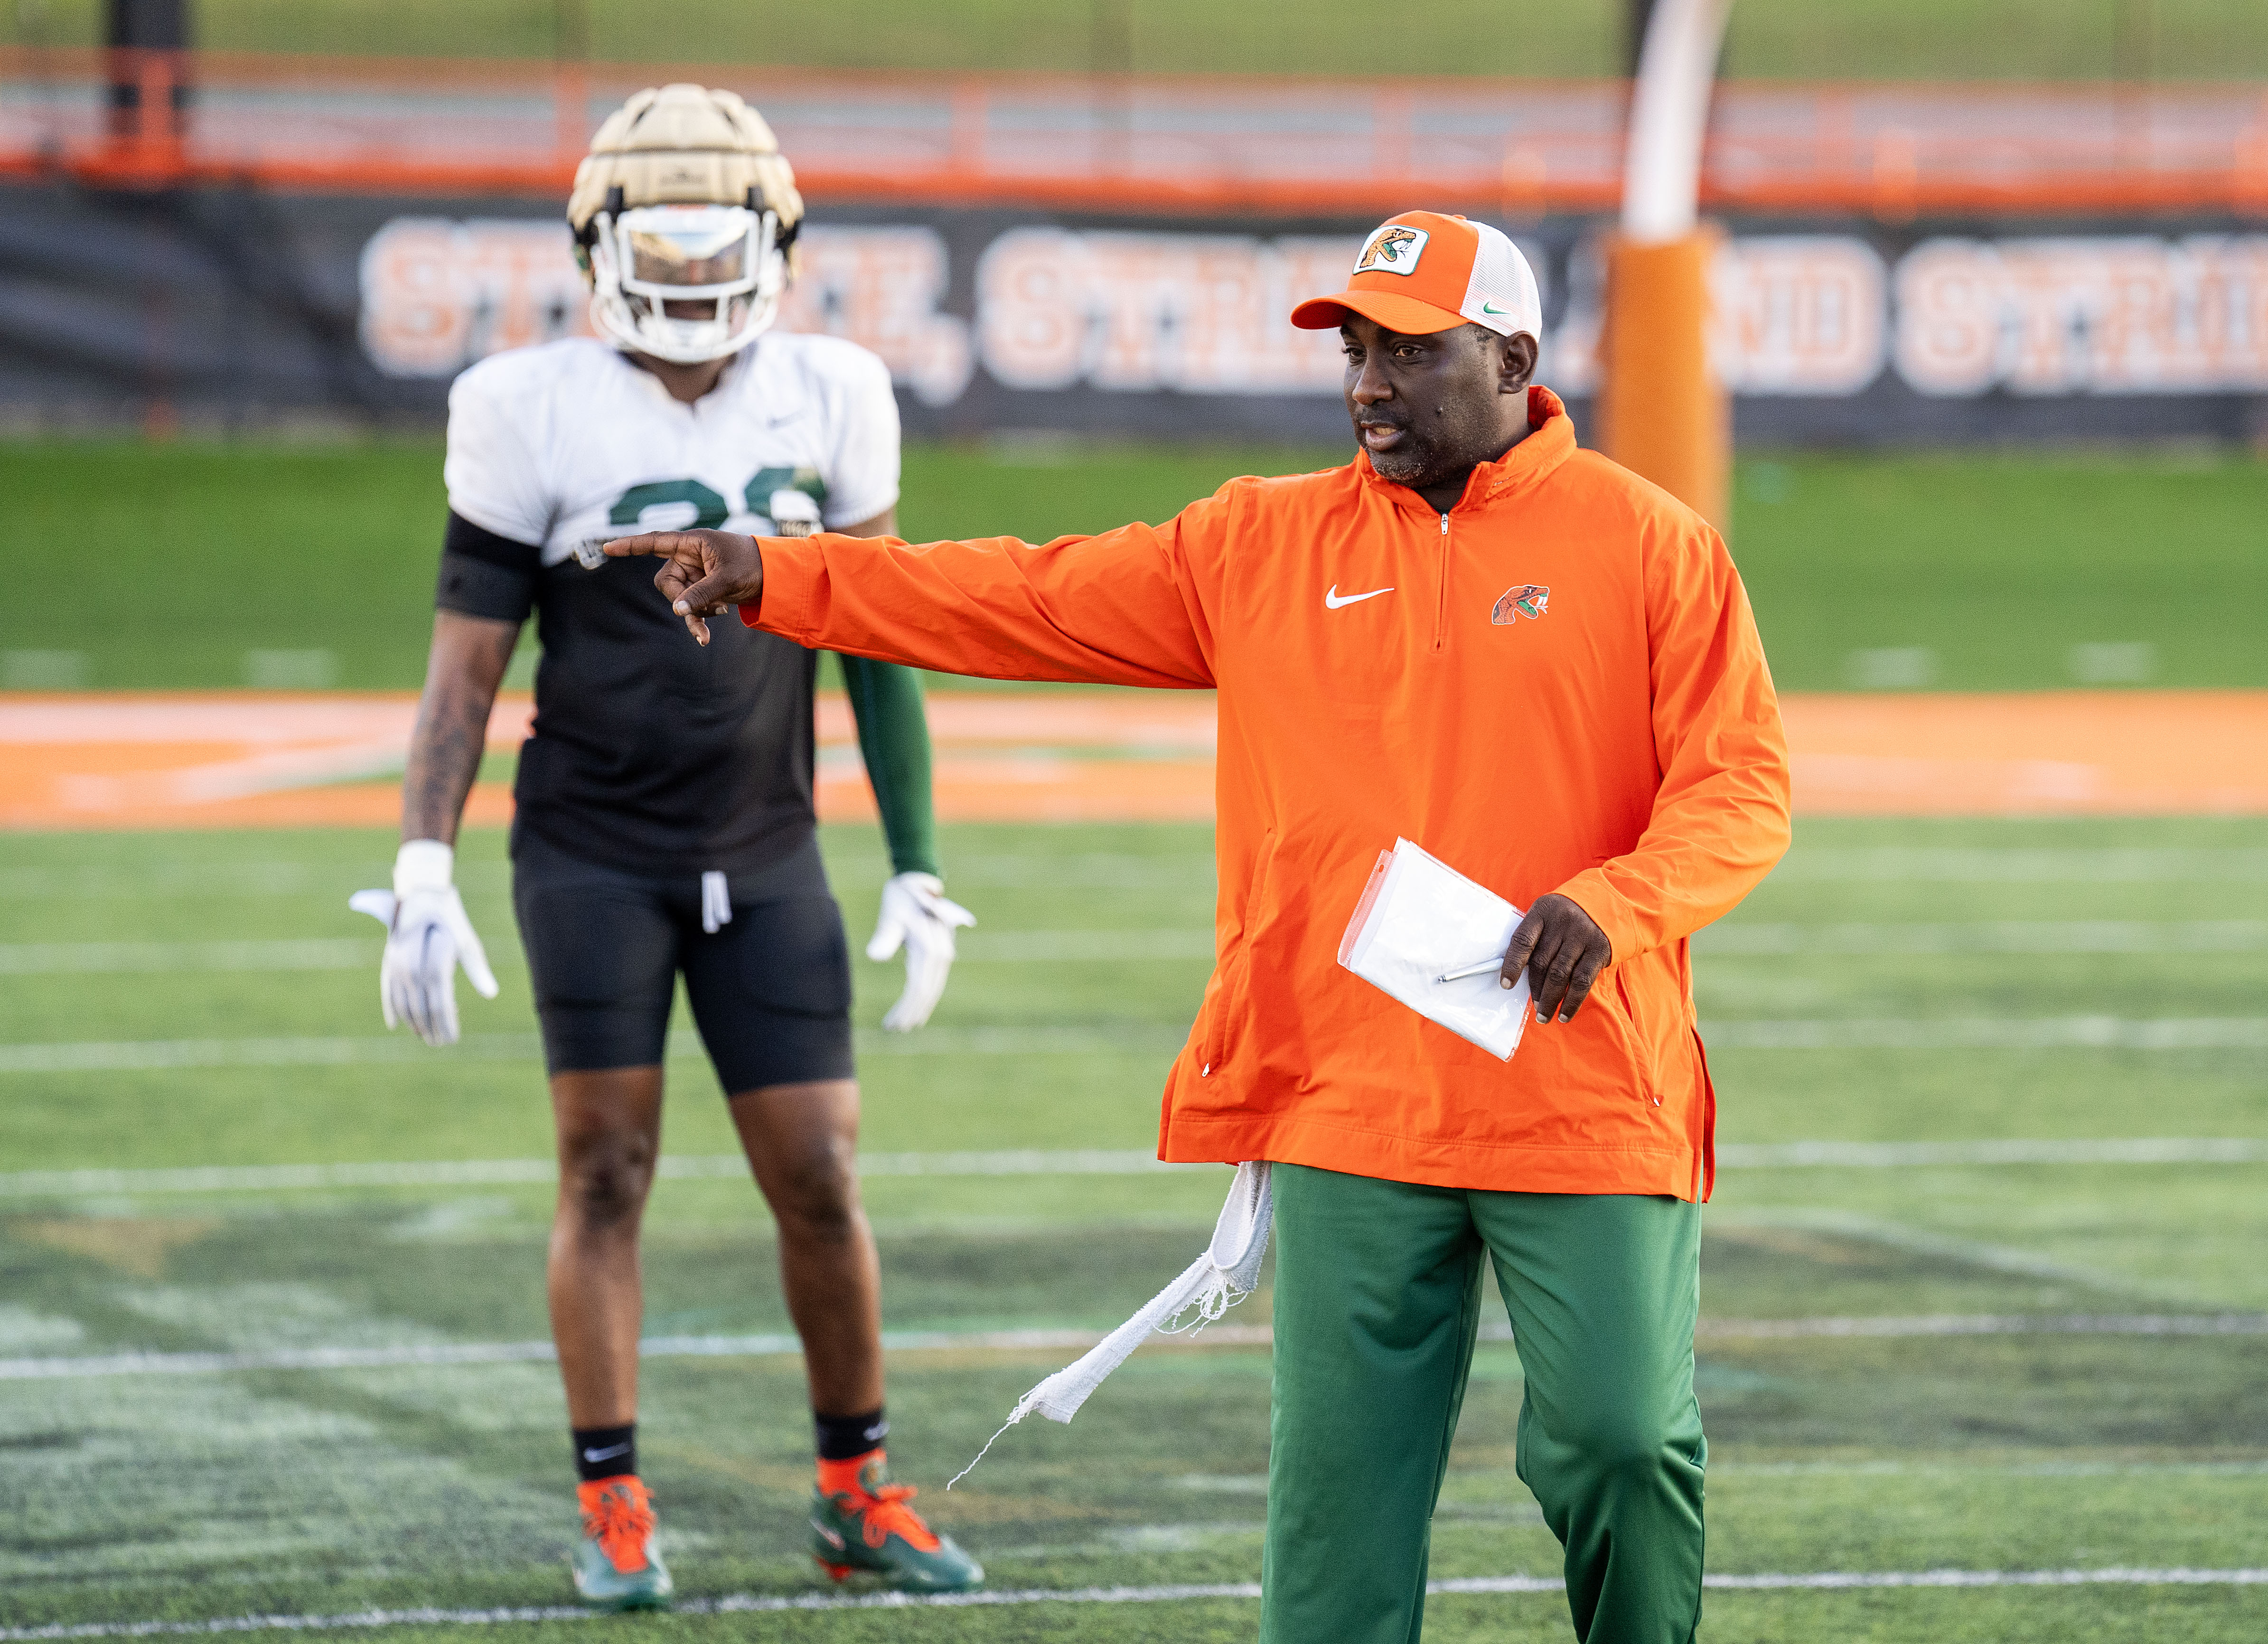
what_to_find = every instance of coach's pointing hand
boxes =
[1499,893,1612,1025]
[604,528,767,645]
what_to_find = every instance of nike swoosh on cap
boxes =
[1324,584,1394,610]
[1481,301,1509,315]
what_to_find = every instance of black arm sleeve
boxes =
[436,511,542,623]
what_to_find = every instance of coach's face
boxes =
[1342,316,1538,506]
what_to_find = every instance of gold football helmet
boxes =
[567,84,805,363]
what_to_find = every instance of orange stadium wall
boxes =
[5,183,2268,445]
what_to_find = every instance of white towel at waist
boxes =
[951,1160,1272,1485]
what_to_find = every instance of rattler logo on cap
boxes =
[1354,225,1429,276]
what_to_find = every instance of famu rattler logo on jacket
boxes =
[1491,584,1549,623]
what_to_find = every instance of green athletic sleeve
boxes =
[837,655,941,878]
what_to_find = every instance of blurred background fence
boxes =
[3,3,2266,440]
[10,48,2268,212]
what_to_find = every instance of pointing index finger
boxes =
[602,531,693,559]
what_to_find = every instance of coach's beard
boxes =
[1357,400,1503,497]
[1362,425,1463,496]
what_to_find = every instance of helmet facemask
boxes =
[569,84,805,363]
[586,200,786,365]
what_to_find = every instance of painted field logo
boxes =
[1354,225,1429,277]
[1491,584,1550,623]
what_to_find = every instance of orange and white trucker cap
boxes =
[1290,211,1541,341]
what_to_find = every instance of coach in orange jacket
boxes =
[613,211,1790,1644]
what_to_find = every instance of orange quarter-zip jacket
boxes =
[747,388,1790,1200]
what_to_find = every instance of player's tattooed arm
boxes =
[402,611,518,844]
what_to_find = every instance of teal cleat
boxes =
[810,1453,984,1593]
[571,1476,673,1611]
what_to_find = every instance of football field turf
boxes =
[9,440,2267,696]
[4,814,2266,1643]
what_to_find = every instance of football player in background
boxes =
[350,85,984,1608]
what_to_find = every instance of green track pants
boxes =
[1261,1163,1705,1644]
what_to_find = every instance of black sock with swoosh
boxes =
[572,1422,637,1483]
[814,1406,889,1462]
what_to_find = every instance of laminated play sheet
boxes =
[1337,837,1532,1061]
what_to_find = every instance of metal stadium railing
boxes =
[3,47,2266,216]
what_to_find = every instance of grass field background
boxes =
[7,0,2260,81]
[3,814,2268,1643]
[7,439,2266,696]
[5,431,2268,1639]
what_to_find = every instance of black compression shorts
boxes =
[511,830,854,1093]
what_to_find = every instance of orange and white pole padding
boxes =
[1597,0,1734,531]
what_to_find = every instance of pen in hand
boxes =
[1435,955,1507,985]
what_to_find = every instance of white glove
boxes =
[864,871,976,1033]
[348,839,499,1048]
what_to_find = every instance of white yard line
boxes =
[850,1148,1213,1176]
[1694,920,2268,955]
[0,863,511,901]
[0,940,377,975]
[1703,1017,2268,1050]
[1690,1568,2268,1589]
[1713,1458,2268,1477]
[6,1018,2267,1074]
[912,854,1217,890]
[9,1313,2261,1382]
[1768,847,2268,881]
[7,1567,2265,1639]
[0,933,1219,974]
[0,1157,566,1194]
[960,930,1215,960]
[52,741,412,813]
[1695,1314,2268,1339]
[0,1149,1208,1197]
[0,1136,2257,1200]
[1715,1136,2268,1166]
[11,921,2263,973]
[0,1325,1271,1382]
[4,846,2261,904]
[0,857,1215,901]
[0,1024,1190,1073]
[0,1035,544,1072]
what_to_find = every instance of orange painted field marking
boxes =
[1781,692,2268,817]
[3,689,2262,831]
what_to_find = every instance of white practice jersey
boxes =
[445,333,900,559]
[434,333,901,877]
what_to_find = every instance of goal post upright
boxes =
[1597,0,1734,531]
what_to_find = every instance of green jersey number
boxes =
[606,467,828,534]
[744,465,828,519]
[608,479,730,533]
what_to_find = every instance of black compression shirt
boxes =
[440,510,823,878]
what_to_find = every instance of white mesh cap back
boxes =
[1458,224,1543,340]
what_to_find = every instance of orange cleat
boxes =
[808,1450,983,1592]
[571,1475,672,1610]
